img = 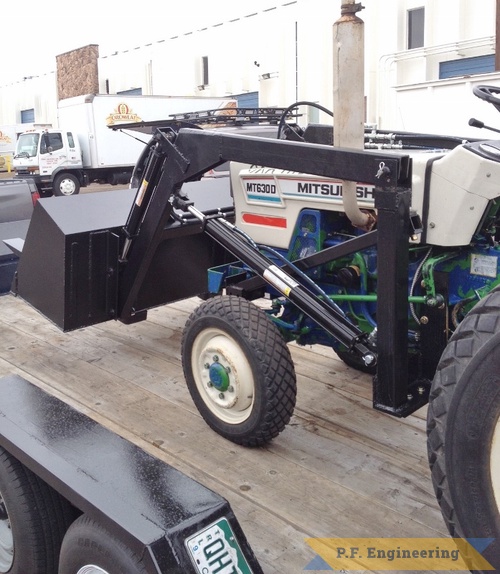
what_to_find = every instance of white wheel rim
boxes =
[491,413,500,512]
[0,495,13,571]
[76,567,109,574]
[59,178,76,195]
[191,327,255,424]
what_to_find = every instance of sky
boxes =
[3,0,283,83]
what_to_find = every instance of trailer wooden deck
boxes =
[0,292,447,574]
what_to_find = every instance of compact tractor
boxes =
[4,85,500,572]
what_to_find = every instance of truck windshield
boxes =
[15,133,40,158]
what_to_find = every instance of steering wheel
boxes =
[473,85,500,112]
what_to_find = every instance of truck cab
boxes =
[13,129,83,196]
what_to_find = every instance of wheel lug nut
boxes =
[204,363,210,369]
[219,393,225,399]
[213,355,219,362]
[228,386,234,393]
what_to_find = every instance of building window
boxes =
[232,91,259,107]
[439,55,495,79]
[202,56,209,86]
[408,7,425,50]
[21,109,35,123]
[117,88,142,95]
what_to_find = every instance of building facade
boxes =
[0,0,498,140]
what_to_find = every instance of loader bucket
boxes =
[13,178,235,332]
[13,189,134,331]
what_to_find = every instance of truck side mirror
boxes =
[41,133,53,154]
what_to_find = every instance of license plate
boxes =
[185,517,253,574]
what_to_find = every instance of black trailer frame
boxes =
[0,374,263,573]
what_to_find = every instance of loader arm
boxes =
[118,127,410,321]
[118,126,420,415]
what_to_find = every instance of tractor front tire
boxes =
[182,295,297,447]
[427,288,500,572]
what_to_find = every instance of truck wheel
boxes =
[427,287,500,571]
[58,514,147,574]
[182,295,297,446]
[0,446,75,574]
[53,173,80,196]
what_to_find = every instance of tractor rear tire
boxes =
[427,287,500,572]
[0,446,75,574]
[182,295,297,446]
[58,514,148,574]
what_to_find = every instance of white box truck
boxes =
[12,94,235,196]
[0,125,17,172]
[1,124,52,172]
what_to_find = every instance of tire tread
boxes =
[183,296,297,446]
[0,446,75,574]
[59,514,148,574]
[427,288,500,540]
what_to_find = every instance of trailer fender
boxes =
[0,375,263,574]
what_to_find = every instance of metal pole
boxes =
[333,2,374,230]
[496,0,500,70]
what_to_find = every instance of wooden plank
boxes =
[0,294,447,573]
